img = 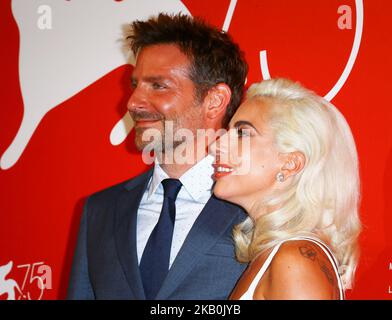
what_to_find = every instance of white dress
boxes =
[239,236,345,300]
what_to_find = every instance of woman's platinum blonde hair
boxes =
[233,78,361,290]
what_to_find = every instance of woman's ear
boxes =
[280,151,306,178]
[203,83,231,123]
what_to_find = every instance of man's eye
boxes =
[131,80,137,89]
[152,82,166,89]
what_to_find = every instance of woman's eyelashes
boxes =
[236,126,252,138]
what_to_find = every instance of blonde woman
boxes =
[210,78,361,300]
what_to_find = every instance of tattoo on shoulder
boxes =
[298,245,335,286]
[299,246,317,261]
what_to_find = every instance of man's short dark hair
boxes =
[127,13,248,127]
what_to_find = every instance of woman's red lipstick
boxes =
[213,163,234,179]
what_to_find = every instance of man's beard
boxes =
[130,110,188,154]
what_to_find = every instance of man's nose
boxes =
[127,86,149,112]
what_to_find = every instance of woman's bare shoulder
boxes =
[256,240,339,300]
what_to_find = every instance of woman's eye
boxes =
[237,127,251,137]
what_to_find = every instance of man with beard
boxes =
[67,13,248,300]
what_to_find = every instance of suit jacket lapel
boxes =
[155,195,243,299]
[114,168,153,299]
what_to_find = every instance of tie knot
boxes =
[161,179,182,201]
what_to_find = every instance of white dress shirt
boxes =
[136,155,215,268]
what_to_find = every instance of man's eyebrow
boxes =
[233,120,260,134]
[131,75,170,83]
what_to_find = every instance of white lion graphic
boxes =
[0,261,20,300]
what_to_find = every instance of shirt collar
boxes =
[147,155,214,201]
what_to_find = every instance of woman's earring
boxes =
[276,172,285,182]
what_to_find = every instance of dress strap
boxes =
[244,241,286,296]
[239,236,345,300]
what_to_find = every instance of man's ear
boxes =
[280,151,306,178]
[202,83,231,122]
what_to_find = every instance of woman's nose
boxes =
[208,140,218,158]
[208,131,229,158]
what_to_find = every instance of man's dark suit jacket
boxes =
[67,168,247,299]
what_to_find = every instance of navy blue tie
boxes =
[140,178,182,299]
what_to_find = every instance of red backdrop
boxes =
[0,0,391,299]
